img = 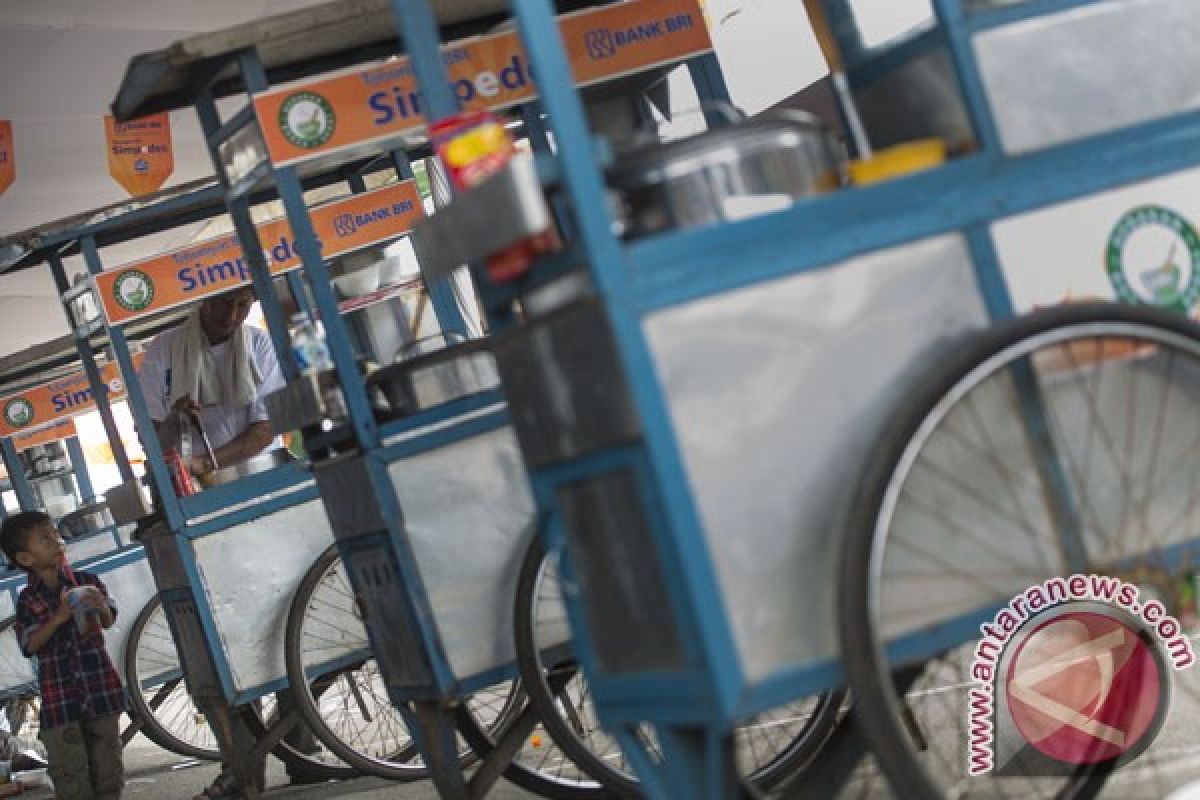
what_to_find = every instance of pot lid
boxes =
[609,110,835,184]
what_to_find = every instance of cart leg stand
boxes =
[140,524,264,798]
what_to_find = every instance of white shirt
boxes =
[138,325,285,452]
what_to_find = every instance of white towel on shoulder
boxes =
[169,309,262,409]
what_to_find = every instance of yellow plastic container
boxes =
[848,138,947,186]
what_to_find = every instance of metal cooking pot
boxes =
[607,110,846,239]
[59,503,114,539]
[367,337,500,416]
[198,448,294,488]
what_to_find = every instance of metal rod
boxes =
[64,435,95,504]
[52,248,137,483]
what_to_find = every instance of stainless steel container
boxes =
[59,503,114,539]
[198,449,293,489]
[608,110,846,238]
[105,478,154,525]
[368,336,500,415]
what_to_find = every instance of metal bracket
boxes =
[409,155,551,284]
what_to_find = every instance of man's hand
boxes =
[189,455,215,477]
[171,394,202,417]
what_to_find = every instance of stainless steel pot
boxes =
[367,337,500,415]
[198,449,293,488]
[59,503,114,539]
[607,110,846,238]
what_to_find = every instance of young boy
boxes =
[1,512,125,799]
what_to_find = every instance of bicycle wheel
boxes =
[124,597,220,760]
[840,303,1200,799]
[514,538,844,795]
[285,543,430,780]
[4,694,38,742]
[456,677,628,800]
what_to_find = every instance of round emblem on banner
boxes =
[279,91,336,149]
[1106,205,1200,312]
[3,398,34,429]
[113,269,155,313]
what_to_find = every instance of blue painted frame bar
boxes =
[48,248,136,484]
[64,436,95,503]
[962,0,1099,33]
[930,0,1002,152]
[505,0,744,724]
[629,107,1200,313]
[1,440,35,511]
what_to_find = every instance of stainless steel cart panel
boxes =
[66,534,119,565]
[386,426,539,682]
[975,0,1200,155]
[99,554,157,687]
[644,233,990,682]
[992,165,1200,311]
[193,497,334,694]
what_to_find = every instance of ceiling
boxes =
[0,0,927,363]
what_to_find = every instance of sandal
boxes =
[192,770,244,800]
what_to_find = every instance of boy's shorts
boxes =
[40,714,124,800]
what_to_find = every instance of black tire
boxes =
[514,538,844,795]
[123,596,221,761]
[839,303,1200,799]
[284,543,426,781]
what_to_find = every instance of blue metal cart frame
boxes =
[2,159,429,792]
[105,2,731,795]
[378,0,1200,796]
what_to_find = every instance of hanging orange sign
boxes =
[0,355,144,439]
[95,181,423,325]
[105,112,174,197]
[13,419,78,451]
[253,0,712,167]
[0,120,14,197]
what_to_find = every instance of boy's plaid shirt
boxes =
[15,568,127,729]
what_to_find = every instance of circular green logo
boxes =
[1106,205,1200,313]
[3,398,34,429]
[279,91,336,149]
[113,269,155,312]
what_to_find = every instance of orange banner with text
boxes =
[13,419,78,451]
[0,120,14,197]
[95,181,423,325]
[253,0,712,166]
[105,113,174,197]
[0,355,144,439]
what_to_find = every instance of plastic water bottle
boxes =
[291,313,333,374]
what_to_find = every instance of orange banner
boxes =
[13,419,78,451]
[0,120,14,197]
[96,181,423,325]
[105,113,174,197]
[254,0,711,166]
[0,355,144,439]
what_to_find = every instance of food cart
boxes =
[102,0,843,797]
[367,0,1200,797]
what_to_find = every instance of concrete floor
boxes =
[17,730,541,800]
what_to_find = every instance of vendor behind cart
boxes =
[136,287,323,795]
[137,287,283,474]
